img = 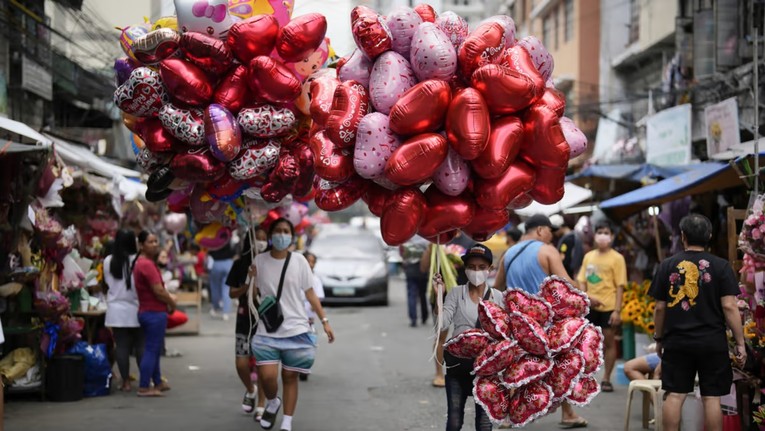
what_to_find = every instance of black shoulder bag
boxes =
[257,252,291,333]
[475,286,493,328]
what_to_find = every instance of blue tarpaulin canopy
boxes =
[567,163,706,184]
[599,162,742,219]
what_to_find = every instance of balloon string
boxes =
[431,238,446,367]
[246,208,260,340]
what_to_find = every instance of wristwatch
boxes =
[321,317,329,324]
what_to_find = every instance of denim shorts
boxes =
[251,332,317,374]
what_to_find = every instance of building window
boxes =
[543,13,552,49]
[554,7,559,49]
[629,0,640,44]
[565,0,574,41]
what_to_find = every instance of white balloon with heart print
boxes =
[237,105,297,138]
[517,35,554,81]
[435,11,469,50]
[433,147,471,196]
[354,112,402,180]
[386,6,423,61]
[369,51,418,115]
[482,15,517,49]
[228,139,281,180]
[338,49,373,88]
[559,117,588,158]
[174,0,234,40]
[410,22,458,82]
[159,103,205,146]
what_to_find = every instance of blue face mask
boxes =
[271,233,292,251]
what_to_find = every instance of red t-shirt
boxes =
[133,256,168,313]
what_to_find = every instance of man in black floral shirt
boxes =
[649,214,746,431]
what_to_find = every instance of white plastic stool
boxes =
[624,379,663,430]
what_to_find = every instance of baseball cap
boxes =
[524,214,554,231]
[461,244,493,265]
[549,214,564,231]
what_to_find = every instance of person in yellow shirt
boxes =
[577,221,627,393]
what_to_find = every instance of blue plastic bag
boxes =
[65,342,112,397]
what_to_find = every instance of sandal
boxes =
[137,389,164,397]
[258,397,281,430]
[559,418,588,429]
[156,382,171,392]
[601,381,614,392]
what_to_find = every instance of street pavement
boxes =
[6,274,642,430]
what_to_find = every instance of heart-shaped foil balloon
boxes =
[546,317,587,354]
[444,328,493,359]
[136,147,170,173]
[539,276,590,320]
[506,381,554,428]
[500,354,553,389]
[545,349,585,401]
[478,300,511,340]
[354,112,402,180]
[575,323,604,375]
[503,288,553,328]
[473,339,520,377]
[114,67,169,117]
[473,376,512,424]
[508,311,549,356]
[228,140,281,180]
[237,105,297,138]
[159,103,205,146]
[566,374,600,407]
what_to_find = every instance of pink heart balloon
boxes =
[337,49,373,88]
[560,117,588,158]
[386,7,422,59]
[410,22,457,82]
[436,11,469,50]
[433,147,470,197]
[369,51,417,115]
[354,112,401,180]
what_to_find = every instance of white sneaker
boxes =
[222,314,230,321]
[209,309,219,318]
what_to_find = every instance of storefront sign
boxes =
[704,97,740,158]
[21,55,53,101]
[646,104,692,166]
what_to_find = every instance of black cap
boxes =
[461,244,493,265]
[525,214,553,231]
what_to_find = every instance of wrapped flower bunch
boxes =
[621,280,655,335]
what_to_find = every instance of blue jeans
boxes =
[406,275,428,325]
[138,311,167,388]
[445,354,493,431]
[209,259,233,313]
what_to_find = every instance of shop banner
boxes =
[704,97,740,158]
[646,104,692,166]
[21,55,53,101]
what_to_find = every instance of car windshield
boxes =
[310,234,381,259]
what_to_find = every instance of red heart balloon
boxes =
[566,375,600,407]
[324,80,370,148]
[474,377,513,424]
[472,64,540,115]
[538,87,567,118]
[309,131,355,183]
[351,8,393,60]
[458,21,505,79]
[474,161,535,210]
[276,13,327,63]
[474,339,519,376]
[226,15,280,63]
[314,176,368,211]
[444,328,493,359]
[529,166,566,205]
[214,65,250,114]
[385,133,448,186]
[478,301,511,341]
[206,172,247,201]
[171,147,226,181]
[501,354,554,389]
[540,276,591,320]
[114,67,169,117]
[547,317,588,354]
[503,288,553,328]
[446,88,490,161]
[350,5,377,22]
[545,349,585,400]
[159,58,213,106]
[509,311,549,356]
[380,187,426,246]
[520,105,570,169]
[133,28,180,65]
[291,143,316,199]
[508,192,533,209]
[414,3,437,23]
[575,324,604,375]
[362,182,393,217]
[309,76,341,126]
[425,230,458,244]
[389,79,452,136]
[462,207,509,242]
[419,186,475,238]
[472,115,524,179]
[137,118,186,153]
[158,103,205,146]
[507,381,554,427]
[497,45,545,96]
[180,32,234,76]
[247,56,302,104]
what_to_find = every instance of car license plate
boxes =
[333,287,355,296]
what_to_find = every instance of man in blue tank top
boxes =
[494,213,588,429]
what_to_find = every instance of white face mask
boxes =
[466,269,489,286]
[254,240,268,253]
[595,233,612,248]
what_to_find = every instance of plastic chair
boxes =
[624,379,663,431]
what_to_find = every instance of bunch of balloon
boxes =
[114,0,333,233]
[308,4,589,246]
